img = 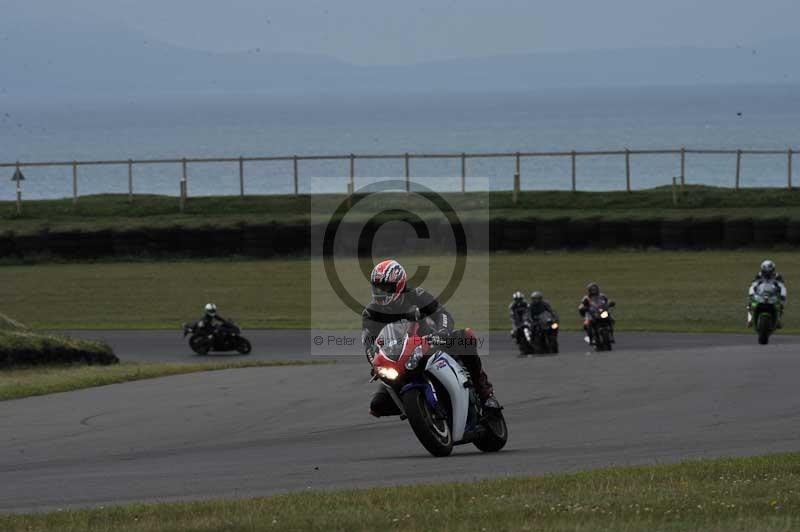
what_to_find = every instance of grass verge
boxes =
[1,452,798,531]
[0,360,329,401]
[1,251,798,333]
[0,312,117,367]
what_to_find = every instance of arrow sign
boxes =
[12,168,24,181]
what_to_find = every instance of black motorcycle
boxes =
[182,319,252,355]
[530,311,560,354]
[513,322,535,356]
[586,301,615,351]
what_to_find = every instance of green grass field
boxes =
[4,186,800,235]
[1,251,797,333]
[1,452,797,531]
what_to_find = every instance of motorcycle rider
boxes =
[528,291,559,325]
[747,260,787,327]
[362,259,500,417]
[508,291,529,355]
[578,283,615,345]
[199,303,228,336]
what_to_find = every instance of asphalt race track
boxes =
[2,330,800,512]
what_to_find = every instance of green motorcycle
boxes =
[749,281,783,345]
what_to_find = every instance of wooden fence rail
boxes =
[3,147,796,213]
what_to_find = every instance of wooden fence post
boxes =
[680,147,686,187]
[625,149,631,192]
[293,156,299,196]
[72,161,78,206]
[349,154,355,194]
[405,152,411,192]
[14,161,21,215]
[788,149,794,191]
[735,150,742,190]
[672,177,678,206]
[127,159,133,203]
[461,153,467,193]
[180,158,187,213]
[571,151,577,192]
[238,157,244,197]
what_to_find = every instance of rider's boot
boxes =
[474,369,501,410]
[746,311,753,328]
[583,320,592,345]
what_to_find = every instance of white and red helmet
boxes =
[370,259,407,306]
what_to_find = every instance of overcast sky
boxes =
[5,0,800,65]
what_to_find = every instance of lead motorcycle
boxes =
[182,319,252,355]
[530,311,560,354]
[586,301,615,351]
[371,320,508,457]
[749,281,783,345]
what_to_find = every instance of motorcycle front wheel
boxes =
[402,388,453,457]
[236,337,252,354]
[189,335,211,355]
[757,314,772,345]
[548,334,560,354]
[595,328,611,351]
[473,410,508,453]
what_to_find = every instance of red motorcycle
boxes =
[371,320,508,457]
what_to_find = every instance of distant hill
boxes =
[1,16,798,97]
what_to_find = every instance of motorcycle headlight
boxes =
[377,367,399,381]
[550,322,559,330]
[600,311,609,319]
[404,346,424,370]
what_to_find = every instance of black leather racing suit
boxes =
[508,300,529,352]
[528,300,559,325]
[362,285,493,417]
[200,314,228,336]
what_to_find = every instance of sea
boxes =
[1,84,800,200]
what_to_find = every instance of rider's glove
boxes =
[425,334,447,347]
[365,344,378,364]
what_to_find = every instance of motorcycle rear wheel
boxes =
[402,388,453,457]
[473,410,508,453]
[757,314,772,345]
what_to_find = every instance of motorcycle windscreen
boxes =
[377,320,412,361]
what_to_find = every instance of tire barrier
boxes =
[786,220,800,246]
[660,219,692,250]
[753,218,787,248]
[566,217,599,249]
[501,219,536,251]
[536,218,568,250]
[629,219,662,249]
[723,219,754,249]
[690,217,724,250]
[1,217,798,260]
[242,223,277,258]
[596,220,629,249]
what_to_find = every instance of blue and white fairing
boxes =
[424,351,471,442]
